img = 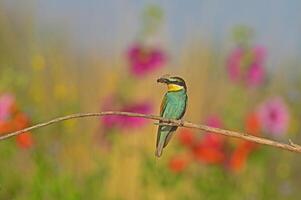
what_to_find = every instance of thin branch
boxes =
[0,111,301,154]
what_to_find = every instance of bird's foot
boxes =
[178,119,185,126]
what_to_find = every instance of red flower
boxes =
[13,113,30,130]
[168,155,190,173]
[175,114,261,172]
[193,141,226,164]
[16,132,33,149]
[244,112,262,150]
[192,115,226,164]
[228,142,252,172]
[245,112,261,136]
[201,134,225,149]
[228,112,262,172]
[178,129,195,148]
[0,121,14,134]
[0,93,33,149]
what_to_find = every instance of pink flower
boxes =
[227,46,266,87]
[246,63,265,87]
[206,115,223,128]
[121,102,153,128]
[101,95,153,130]
[257,97,290,136]
[0,93,15,121]
[127,43,166,77]
[100,95,122,129]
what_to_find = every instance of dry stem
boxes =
[0,111,300,154]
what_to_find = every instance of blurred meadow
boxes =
[1,1,301,199]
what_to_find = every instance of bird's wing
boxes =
[160,94,168,116]
[156,94,168,148]
[161,96,187,147]
[157,98,183,148]
[156,93,187,156]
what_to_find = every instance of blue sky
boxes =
[4,0,301,65]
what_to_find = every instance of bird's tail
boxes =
[155,141,164,157]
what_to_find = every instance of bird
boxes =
[155,74,188,157]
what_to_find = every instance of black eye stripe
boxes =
[168,77,187,90]
[170,81,183,85]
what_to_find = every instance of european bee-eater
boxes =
[156,75,188,157]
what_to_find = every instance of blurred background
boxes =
[1,0,301,199]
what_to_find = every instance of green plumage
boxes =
[155,89,187,157]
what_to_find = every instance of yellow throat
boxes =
[167,84,184,91]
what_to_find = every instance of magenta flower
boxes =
[206,115,223,128]
[227,46,266,87]
[246,63,264,86]
[0,93,15,121]
[101,95,153,130]
[127,43,166,77]
[121,103,153,129]
[100,95,122,129]
[257,97,290,136]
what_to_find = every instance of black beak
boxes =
[157,77,169,84]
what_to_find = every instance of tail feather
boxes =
[155,141,164,157]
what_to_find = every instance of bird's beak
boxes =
[157,77,169,84]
